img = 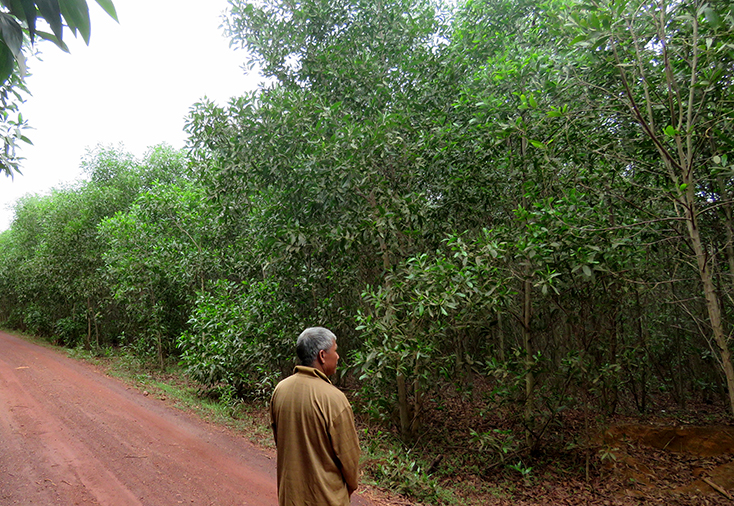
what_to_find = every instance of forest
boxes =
[1,0,734,503]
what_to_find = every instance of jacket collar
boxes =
[293,365,333,384]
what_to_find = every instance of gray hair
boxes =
[297,327,336,366]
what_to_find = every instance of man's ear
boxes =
[318,349,325,364]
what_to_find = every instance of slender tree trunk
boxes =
[607,299,619,416]
[497,311,506,362]
[635,288,648,413]
[412,360,422,436]
[683,189,734,415]
[85,297,92,351]
[94,309,100,349]
[523,277,534,446]
[716,175,734,291]
[518,134,535,445]
[397,371,411,441]
[365,189,415,438]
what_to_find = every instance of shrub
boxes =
[178,278,300,399]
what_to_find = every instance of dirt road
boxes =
[0,331,374,506]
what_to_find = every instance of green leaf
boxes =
[59,0,91,44]
[0,41,14,85]
[0,0,25,19]
[582,265,592,277]
[19,0,37,42]
[36,29,70,51]
[529,139,546,150]
[663,125,676,137]
[0,13,23,58]
[37,0,64,41]
[1,0,37,41]
[679,183,688,191]
[704,7,722,28]
[94,0,117,22]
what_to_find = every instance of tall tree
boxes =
[567,0,734,413]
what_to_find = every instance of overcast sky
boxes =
[0,0,261,231]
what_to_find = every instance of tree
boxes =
[567,0,734,415]
[0,145,188,352]
[0,0,118,177]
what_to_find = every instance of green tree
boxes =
[566,0,734,414]
[0,0,118,177]
[0,145,188,351]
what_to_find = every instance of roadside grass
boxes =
[64,345,274,447]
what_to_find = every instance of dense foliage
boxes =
[1,0,733,489]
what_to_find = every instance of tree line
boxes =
[1,0,733,457]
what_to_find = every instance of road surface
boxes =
[0,331,375,505]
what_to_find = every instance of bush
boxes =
[24,304,54,337]
[54,313,87,347]
[178,278,300,399]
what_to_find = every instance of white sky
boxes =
[0,0,261,231]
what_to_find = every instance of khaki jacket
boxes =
[270,366,360,506]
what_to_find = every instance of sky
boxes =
[0,0,261,231]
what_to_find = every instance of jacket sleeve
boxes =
[269,389,278,446]
[331,403,360,494]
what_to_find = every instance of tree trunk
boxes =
[683,189,734,415]
[523,277,534,446]
[716,174,734,292]
[85,297,92,351]
[635,288,647,413]
[396,371,412,441]
[412,360,423,436]
[497,311,506,362]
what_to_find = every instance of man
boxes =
[270,327,360,506]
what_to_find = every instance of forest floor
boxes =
[2,329,733,505]
[431,420,734,505]
[370,389,734,505]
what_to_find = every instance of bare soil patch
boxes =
[599,424,734,502]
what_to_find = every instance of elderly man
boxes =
[270,327,360,506]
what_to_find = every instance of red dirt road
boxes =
[0,331,374,506]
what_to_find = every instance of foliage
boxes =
[353,231,510,439]
[178,279,300,399]
[0,0,117,177]
[0,145,191,355]
[2,3,734,496]
[98,154,208,365]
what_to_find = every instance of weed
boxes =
[507,460,533,486]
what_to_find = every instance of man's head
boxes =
[297,327,339,376]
